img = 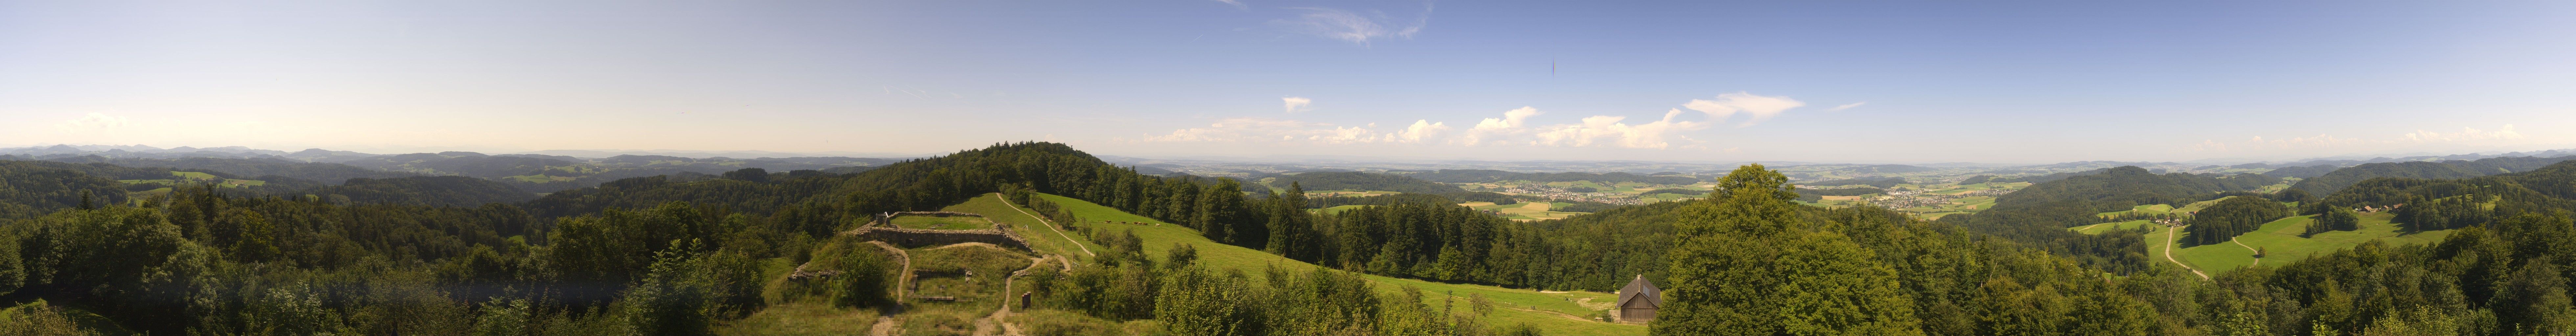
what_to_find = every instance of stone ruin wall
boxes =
[850,224,1032,250]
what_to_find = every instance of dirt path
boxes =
[995,193,1095,257]
[2230,238,2261,267]
[974,257,1051,336]
[1513,305,1605,324]
[866,241,914,299]
[2164,226,2210,280]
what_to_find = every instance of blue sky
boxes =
[3,1,2570,163]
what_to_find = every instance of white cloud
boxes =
[1529,108,1709,149]
[1460,107,1542,146]
[1830,102,1867,111]
[1143,92,1813,151]
[2404,124,2524,142]
[1273,6,1428,45]
[1393,119,1449,143]
[1681,92,1805,127]
[1212,0,1245,10]
[1282,96,1313,113]
[2196,134,2370,152]
[54,113,131,133]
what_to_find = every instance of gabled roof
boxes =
[1617,275,1662,308]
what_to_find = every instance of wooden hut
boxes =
[1615,275,1662,323]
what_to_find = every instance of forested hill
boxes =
[330,152,899,193]
[1988,166,2277,212]
[0,161,128,219]
[2290,155,2576,195]
[308,176,539,207]
[1263,171,1463,193]
[42,156,412,184]
[1941,166,2279,273]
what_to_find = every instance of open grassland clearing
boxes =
[1314,204,1372,215]
[2098,204,2178,217]
[2071,219,2153,235]
[941,195,1104,261]
[503,174,581,183]
[889,215,993,230]
[1305,190,1399,197]
[2174,197,2239,213]
[1471,201,1589,221]
[2152,212,2453,275]
[1033,193,1646,335]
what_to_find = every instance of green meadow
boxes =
[1031,193,1646,335]
[2104,211,2453,275]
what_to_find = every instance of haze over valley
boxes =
[4,1,2575,335]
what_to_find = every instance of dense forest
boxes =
[1938,167,2280,274]
[2182,196,2294,246]
[12,143,2576,335]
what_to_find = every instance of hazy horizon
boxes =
[6,1,2571,163]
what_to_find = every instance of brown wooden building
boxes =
[1615,275,1662,323]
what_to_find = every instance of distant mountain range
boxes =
[0,144,910,193]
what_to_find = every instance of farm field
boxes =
[1469,201,1590,221]
[1818,181,2027,220]
[1032,193,1647,335]
[1461,179,1709,206]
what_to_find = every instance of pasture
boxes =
[889,215,994,230]
[1033,193,1646,335]
[2142,212,2454,275]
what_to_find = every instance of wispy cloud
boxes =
[54,113,131,133]
[1212,0,1245,10]
[1681,92,1805,127]
[2192,124,2528,152]
[1272,4,1431,46]
[2404,124,2524,142]
[1132,117,1448,145]
[1139,91,1808,150]
[1830,102,1867,111]
[1137,117,1319,142]
[1282,96,1313,113]
[2196,134,2369,152]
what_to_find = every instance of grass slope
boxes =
[1031,193,1645,335]
[2070,220,2153,235]
[940,195,1105,262]
[889,215,993,230]
[2143,211,2452,275]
